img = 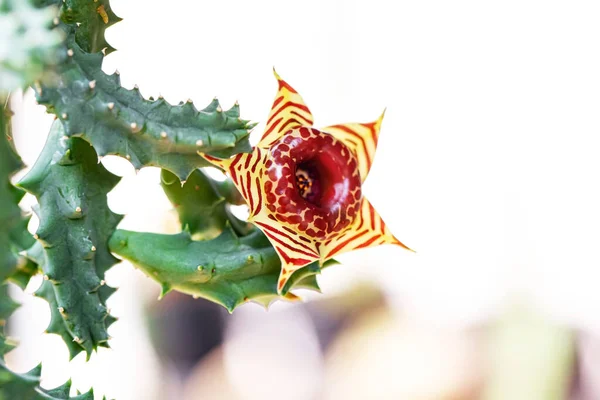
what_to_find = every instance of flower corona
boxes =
[201,70,412,292]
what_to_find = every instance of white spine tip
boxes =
[115,69,120,75]
[53,17,60,25]
[187,98,193,103]
[130,122,137,130]
[100,280,106,285]
[193,295,199,299]
[91,246,97,252]
[33,234,39,239]
[58,307,65,313]
[125,154,131,160]
[160,131,167,138]
[61,113,67,119]
[61,135,69,141]
[75,207,82,213]
[134,84,139,89]
[88,80,96,89]
[196,140,204,146]
[67,49,74,57]
[43,275,49,281]
[107,102,115,110]
[216,106,223,112]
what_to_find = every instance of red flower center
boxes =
[264,127,362,239]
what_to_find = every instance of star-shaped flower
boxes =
[201,71,412,293]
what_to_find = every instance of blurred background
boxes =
[4,0,600,399]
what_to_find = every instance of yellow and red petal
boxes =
[322,197,412,261]
[201,148,268,218]
[258,69,314,149]
[322,110,385,182]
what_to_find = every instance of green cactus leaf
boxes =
[0,0,63,93]
[0,102,36,285]
[60,0,121,55]
[109,228,322,312]
[0,285,18,326]
[35,33,254,180]
[18,121,121,357]
[0,360,95,400]
[161,169,252,239]
[35,276,87,360]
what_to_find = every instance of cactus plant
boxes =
[0,0,410,397]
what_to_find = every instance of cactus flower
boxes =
[201,71,412,292]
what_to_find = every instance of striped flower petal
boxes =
[201,72,412,293]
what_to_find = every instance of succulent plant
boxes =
[0,0,410,397]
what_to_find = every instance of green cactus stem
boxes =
[0,363,96,400]
[0,0,63,93]
[18,121,122,357]
[161,169,253,239]
[109,228,323,312]
[59,0,121,55]
[0,100,37,285]
[35,33,254,180]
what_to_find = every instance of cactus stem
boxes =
[194,185,199,191]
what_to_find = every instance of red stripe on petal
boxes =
[254,176,262,215]
[290,110,313,125]
[279,118,301,134]
[261,117,284,140]
[355,234,380,250]
[325,230,369,259]
[246,170,254,212]
[277,80,299,94]
[255,222,317,255]
[267,101,311,125]
[272,96,284,109]
[267,233,318,258]
[275,246,311,267]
